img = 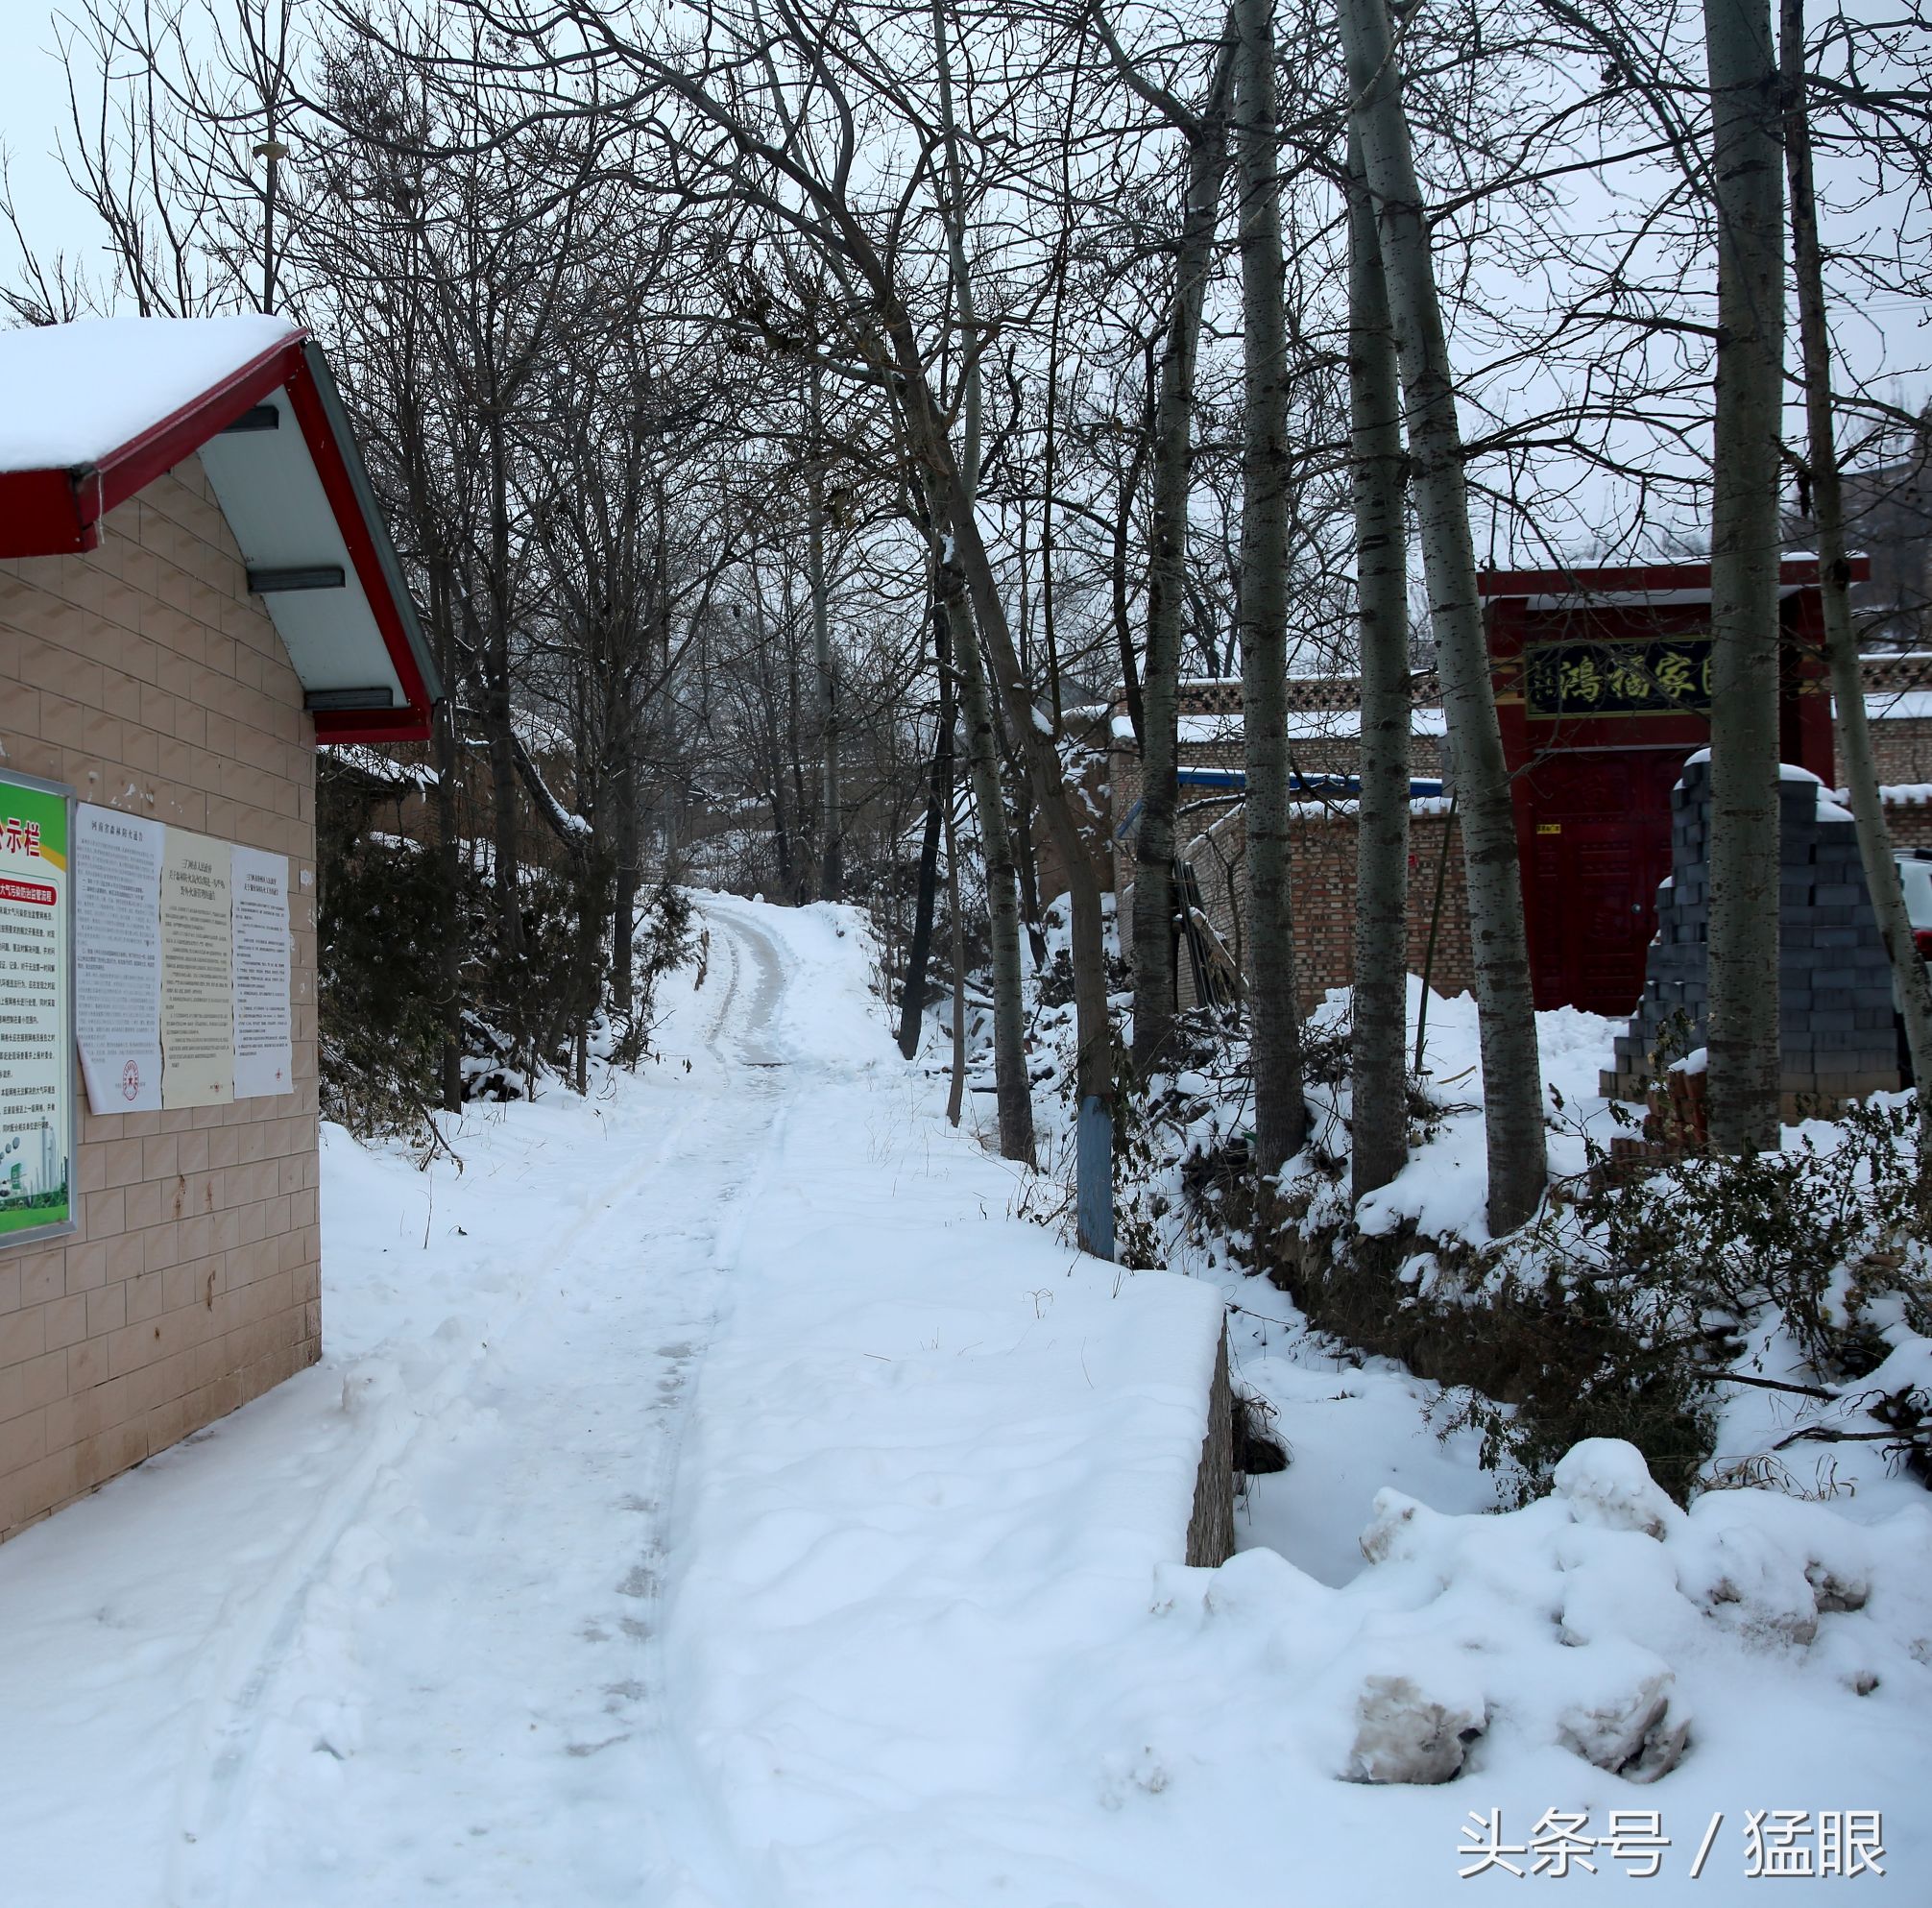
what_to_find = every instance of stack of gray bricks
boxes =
[1603,754,1901,1106]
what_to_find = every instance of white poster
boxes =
[159,831,234,1109]
[230,846,292,1099]
[75,804,164,1115]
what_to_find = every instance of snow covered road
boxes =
[0,901,806,1906]
[4,894,1929,1908]
[0,897,1226,1908]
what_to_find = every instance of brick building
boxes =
[1109,622,1932,1025]
[0,316,438,1542]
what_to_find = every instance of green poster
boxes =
[0,774,74,1244]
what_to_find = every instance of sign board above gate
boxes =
[1523,635,1714,719]
[1480,559,1855,1017]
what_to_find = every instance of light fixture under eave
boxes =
[304,688,396,712]
[249,564,346,593]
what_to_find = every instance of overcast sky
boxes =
[0,0,1922,560]
[0,14,89,266]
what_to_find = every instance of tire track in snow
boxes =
[163,1086,715,1907]
[164,898,798,1908]
[628,904,795,1908]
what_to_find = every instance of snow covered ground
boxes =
[0,897,1928,1905]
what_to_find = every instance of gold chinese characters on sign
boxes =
[1523,637,1713,718]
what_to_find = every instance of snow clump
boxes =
[1146,1438,1929,1794]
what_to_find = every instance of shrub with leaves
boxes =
[319,833,466,1140]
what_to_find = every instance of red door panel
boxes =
[1517,749,1686,1015]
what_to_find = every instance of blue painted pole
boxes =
[1076,1095,1114,1261]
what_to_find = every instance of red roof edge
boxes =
[282,350,434,727]
[1478,556,1872,597]
[0,325,437,748]
[0,468,96,557]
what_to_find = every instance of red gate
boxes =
[1480,560,1852,1016]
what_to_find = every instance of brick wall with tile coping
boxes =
[0,452,320,1543]
[1133,802,1475,1015]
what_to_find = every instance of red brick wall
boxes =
[1168,804,1474,1013]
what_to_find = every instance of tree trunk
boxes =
[1011,763,1049,971]
[1782,0,1932,1135]
[416,549,467,1115]
[484,410,522,964]
[809,369,843,903]
[945,771,969,1128]
[1339,0,1546,1231]
[898,584,954,1062]
[941,467,1114,1256]
[612,748,638,1022]
[1235,0,1309,1195]
[877,16,1113,1246]
[939,537,1036,1165]
[1346,133,1412,1201]
[1132,26,1237,1080]
[432,638,465,1113]
[1703,0,1787,1153]
[929,0,1035,1167]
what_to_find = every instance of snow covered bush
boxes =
[318,829,471,1142]
[320,820,697,1137]
[1457,1094,1932,1495]
[1008,964,1932,1514]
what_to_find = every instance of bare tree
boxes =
[1084,6,1237,1081]
[1339,0,1547,1231]
[1781,0,1932,1136]
[928,0,1037,1164]
[1703,0,1787,1151]
[1234,0,1311,1197]
[1346,131,1411,1200]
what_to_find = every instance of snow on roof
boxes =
[0,315,440,744]
[0,315,299,472]
[329,744,441,789]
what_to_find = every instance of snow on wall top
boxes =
[1111,708,1449,746]
[1847,688,1932,722]
[0,315,300,472]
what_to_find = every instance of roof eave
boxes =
[313,706,436,745]
[293,340,443,713]
[1478,556,1873,601]
[0,325,442,748]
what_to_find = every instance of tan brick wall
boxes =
[0,454,320,1542]
[1880,796,1932,854]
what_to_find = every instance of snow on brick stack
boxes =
[1603,752,1901,1107]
